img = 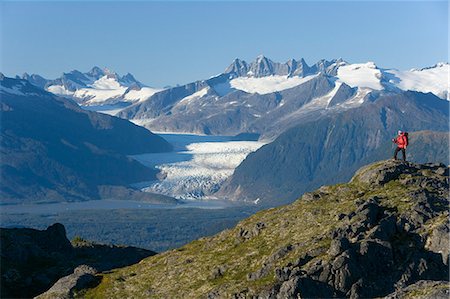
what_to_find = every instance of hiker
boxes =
[392,130,408,161]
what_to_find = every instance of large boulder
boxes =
[383,280,450,299]
[35,265,98,299]
[425,221,450,265]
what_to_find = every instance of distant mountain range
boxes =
[0,74,174,203]
[20,67,160,106]
[21,56,448,138]
[11,57,450,206]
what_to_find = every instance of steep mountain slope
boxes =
[219,91,449,205]
[115,57,448,137]
[78,160,449,298]
[0,75,173,203]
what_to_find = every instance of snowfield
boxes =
[124,87,161,102]
[385,63,449,100]
[337,62,383,90]
[230,74,318,94]
[131,135,265,200]
[48,74,162,106]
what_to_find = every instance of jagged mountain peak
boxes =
[224,55,348,78]
[412,62,449,72]
[254,54,271,63]
[87,66,104,76]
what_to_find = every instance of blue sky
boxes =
[1,1,448,87]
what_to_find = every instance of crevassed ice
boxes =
[142,140,265,200]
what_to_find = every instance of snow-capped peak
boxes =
[36,67,155,106]
[384,62,449,100]
[336,62,383,90]
[87,66,105,78]
[256,54,266,61]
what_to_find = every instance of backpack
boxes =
[403,132,409,146]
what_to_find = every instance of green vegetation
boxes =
[80,160,449,298]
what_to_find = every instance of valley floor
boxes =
[1,206,260,252]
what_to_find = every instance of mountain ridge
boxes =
[68,159,449,298]
[0,75,174,203]
[113,57,448,137]
[219,90,450,205]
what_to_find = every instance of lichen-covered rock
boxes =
[35,265,98,299]
[383,280,450,299]
[425,221,449,265]
[351,160,413,185]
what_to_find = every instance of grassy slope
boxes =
[82,160,448,298]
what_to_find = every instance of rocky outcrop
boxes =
[36,160,449,299]
[352,160,449,187]
[35,265,99,299]
[258,161,449,298]
[383,280,450,299]
[79,160,449,298]
[0,223,155,298]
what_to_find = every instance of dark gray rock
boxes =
[329,237,350,257]
[353,160,414,186]
[210,265,227,279]
[383,280,450,299]
[35,265,98,299]
[1,224,155,299]
[355,201,380,227]
[426,221,449,265]
[236,222,266,242]
[274,267,291,281]
[276,277,301,299]
[358,239,394,273]
[369,215,397,240]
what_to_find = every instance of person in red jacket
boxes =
[392,130,408,161]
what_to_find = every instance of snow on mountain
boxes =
[89,75,124,90]
[384,63,449,100]
[72,84,126,104]
[229,74,318,95]
[47,84,74,96]
[124,87,162,102]
[336,62,383,90]
[177,87,210,104]
[25,67,158,107]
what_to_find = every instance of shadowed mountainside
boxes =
[0,223,155,298]
[0,76,174,203]
[219,91,449,206]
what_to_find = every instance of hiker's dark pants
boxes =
[394,147,406,161]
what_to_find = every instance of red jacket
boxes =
[394,133,408,149]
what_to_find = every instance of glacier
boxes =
[131,134,265,200]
